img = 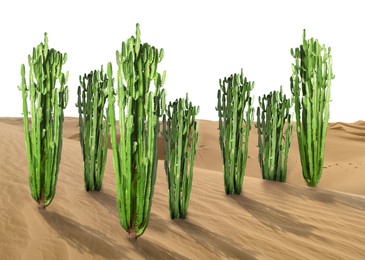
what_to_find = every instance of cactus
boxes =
[216,69,254,195]
[76,67,109,191]
[162,94,199,219]
[19,33,69,209]
[256,87,293,182]
[108,24,166,239]
[290,30,334,187]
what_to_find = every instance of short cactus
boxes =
[162,94,199,219]
[290,29,334,187]
[108,24,166,239]
[76,67,110,191]
[19,33,69,209]
[256,87,293,182]
[216,69,254,195]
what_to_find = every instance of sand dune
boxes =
[0,117,364,259]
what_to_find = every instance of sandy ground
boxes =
[0,117,364,260]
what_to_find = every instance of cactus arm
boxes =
[162,113,173,217]
[174,99,183,217]
[99,83,110,189]
[138,91,156,233]
[21,64,37,200]
[88,72,98,190]
[77,82,85,162]
[283,116,293,182]
[256,106,264,179]
[231,75,239,192]
[44,57,52,195]
[29,54,40,201]
[224,80,232,193]
[183,117,199,218]
[108,62,128,231]
[240,101,253,192]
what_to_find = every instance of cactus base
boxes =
[306,181,318,188]
[128,229,137,240]
[37,201,46,210]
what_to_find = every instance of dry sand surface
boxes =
[0,117,364,260]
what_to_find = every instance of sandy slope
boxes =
[0,118,364,260]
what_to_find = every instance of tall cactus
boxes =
[19,33,69,209]
[108,24,166,239]
[76,67,109,191]
[216,70,254,195]
[162,94,199,219]
[256,87,293,182]
[290,30,334,187]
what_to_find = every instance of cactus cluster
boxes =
[290,30,334,187]
[256,87,293,182]
[216,70,254,195]
[19,27,335,240]
[162,94,199,219]
[108,24,166,239]
[76,67,110,191]
[20,33,69,209]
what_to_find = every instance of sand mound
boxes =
[330,121,365,137]
[1,118,364,259]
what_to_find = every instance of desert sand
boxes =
[0,117,364,259]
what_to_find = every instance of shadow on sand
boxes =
[261,180,365,211]
[86,192,190,259]
[285,184,365,211]
[88,191,118,216]
[174,219,257,259]
[130,238,189,260]
[230,194,321,238]
[41,210,190,260]
[258,180,337,204]
[40,210,125,259]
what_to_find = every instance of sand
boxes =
[0,117,364,259]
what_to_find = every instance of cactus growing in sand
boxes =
[76,67,110,191]
[162,95,199,219]
[290,30,334,187]
[108,24,166,239]
[19,33,69,209]
[256,87,293,182]
[216,70,254,195]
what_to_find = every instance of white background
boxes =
[1,0,364,122]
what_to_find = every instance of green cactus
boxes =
[19,33,69,209]
[76,67,110,191]
[162,94,199,219]
[256,87,293,182]
[216,69,254,195]
[108,24,166,239]
[290,29,334,187]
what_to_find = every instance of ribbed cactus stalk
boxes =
[216,69,254,195]
[108,24,166,239]
[19,33,69,209]
[290,30,334,187]
[76,67,109,191]
[162,94,199,219]
[256,87,293,182]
